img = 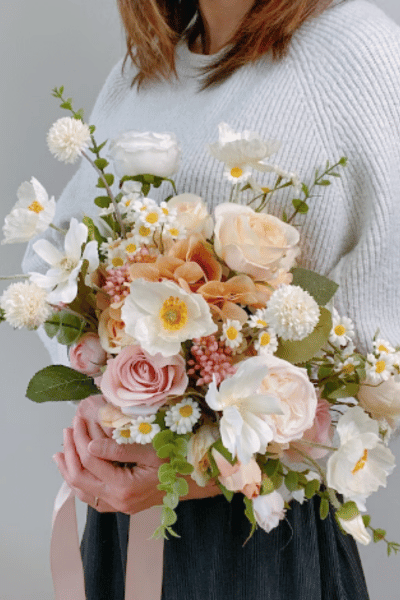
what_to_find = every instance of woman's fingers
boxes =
[88,437,162,468]
[72,416,120,481]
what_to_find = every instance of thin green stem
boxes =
[0,274,30,281]
[49,223,67,235]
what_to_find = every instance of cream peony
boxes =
[2,178,56,244]
[121,278,217,357]
[108,131,181,178]
[358,378,400,428]
[167,194,214,238]
[252,491,286,533]
[259,354,318,444]
[213,203,299,282]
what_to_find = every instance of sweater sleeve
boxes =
[21,58,128,364]
[294,0,400,353]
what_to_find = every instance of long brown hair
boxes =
[117,0,335,89]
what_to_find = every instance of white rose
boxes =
[167,194,214,238]
[259,354,318,444]
[252,491,286,533]
[358,378,400,429]
[214,203,300,281]
[187,424,220,486]
[108,131,181,178]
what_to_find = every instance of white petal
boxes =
[32,239,64,266]
[64,218,88,261]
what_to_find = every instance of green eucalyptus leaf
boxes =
[152,430,175,451]
[319,498,330,520]
[156,444,175,459]
[276,307,332,364]
[284,471,300,492]
[304,479,320,499]
[163,493,179,509]
[161,507,177,527]
[290,268,339,305]
[26,365,100,403]
[262,458,280,477]
[336,501,359,521]
[173,477,189,497]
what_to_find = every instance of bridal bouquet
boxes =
[1,88,400,554]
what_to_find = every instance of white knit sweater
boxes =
[23,0,400,361]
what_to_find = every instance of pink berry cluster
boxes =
[188,335,236,386]
[102,265,132,305]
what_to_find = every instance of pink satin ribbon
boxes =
[51,482,164,600]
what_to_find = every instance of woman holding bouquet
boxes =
[23,0,400,598]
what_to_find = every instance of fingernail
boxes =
[52,454,59,464]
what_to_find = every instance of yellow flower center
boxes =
[162,207,169,215]
[179,405,193,418]
[28,200,45,213]
[261,187,270,194]
[112,257,124,268]
[125,200,131,207]
[334,324,346,336]
[378,344,389,353]
[342,363,355,374]
[168,227,180,237]
[160,296,188,331]
[138,422,152,435]
[257,319,268,328]
[138,225,151,237]
[352,449,368,475]
[375,360,386,374]
[120,429,131,439]
[145,212,159,224]
[125,243,137,254]
[226,326,239,341]
[230,167,243,178]
[260,332,271,346]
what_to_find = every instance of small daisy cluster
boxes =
[247,308,279,355]
[165,398,201,434]
[366,338,400,384]
[112,414,161,445]
[121,195,186,243]
[329,309,355,348]
[188,335,237,386]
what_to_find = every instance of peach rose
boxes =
[168,194,214,238]
[99,345,188,416]
[69,332,108,376]
[358,378,400,428]
[212,449,262,499]
[98,306,135,354]
[214,203,300,281]
[259,354,318,444]
[286,398,333,461]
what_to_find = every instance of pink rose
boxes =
[212,449,262,499]
[286,398,333,462]
[99,345,188,416]
[69,333,108,377]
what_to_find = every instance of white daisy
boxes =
[329,309,355,347]
[164,398,201,434]
[130,415,160,444]
[2,178,56,244]
[159,202,177,223]
[0,281,52,330]
[132,197,157,214]
[163,223,187,240]
[221,319,243,349]
[334,355,360,378]
[264,285,320,341]
[373,338,395,356]
[112,424,135,445]
[120,235,140,257]
[121,192,141,213]
[47,117,91,164]
[366,353,395,384]
[254,329,278,355]
[248,309,269,330]
[138,206,163,230]
[134,222,154,245]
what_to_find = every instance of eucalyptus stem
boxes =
[293,446,328,487]
[81,150,126,237]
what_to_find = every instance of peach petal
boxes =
[129,263,160,281]
[174,262,205,284]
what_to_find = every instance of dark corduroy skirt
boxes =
[81,494,370,600]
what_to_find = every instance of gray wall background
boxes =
[1,1,400,598]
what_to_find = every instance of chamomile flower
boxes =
[112,424,135,445]
[163,223,186,240]
[130,415,160,444]
[101,238,126,269]
[121,192,141,213]
[254,329,278,355]
[134,222,154,245]
[159,201,177,223]
[138,205,163,230]
[248,309,269,329]
[221,319,243,349]
[334,355,360,378]
[329,309,355,347]
[366,353,395,384]
[165,398,201,434]
[132,197,157,214]
[373,338,395,356]
[120,235,141,257]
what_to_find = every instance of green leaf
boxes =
[158,463,175,478]
[60,101,72,110]
[172,437,188,457]
[262,458,280,477]
[173,477,189,497]
[336,501,359,521]
[217,482,234,502]
[156,444,175,459]
[373,528,386,543]
[276,307,333,364]
[323,381,360,400]
[96,140,107,153]
[284,471,300,492]
[290,267,339,305]
[301,183,309,197]
[165,526,181,538]
[0,308,6,324]
[282,211,288,223]
[319,498,330,520]
[82,216,105,246]
[161,507,177,527]
[362,514,371,528]
[317,179,331,186]
[318,365,334,379]
[152,430,175,451]
[261,477,275,495]
[96,173,115,189]
[94,158,109,171]
[44,311,85,345]
[243,497,257,541]
[26,365,100,403]
[171,459,193,475]
[211,439,237,465]
[292,199,309,214]
[163,493,179,509]
[89,125,96,135]
[339,156,348,166]
[304,479,320,499]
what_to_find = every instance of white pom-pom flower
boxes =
[264,285,320,341]
[165,398,201,434]
[0,281,52,330]
[47,117,91,164]
[2,178,56,244]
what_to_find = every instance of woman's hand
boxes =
[53,396,220,515]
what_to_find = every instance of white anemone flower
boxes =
[2,178,56,244]
[208,122,281,183]
[121,278,217,357]
[47,117,91,164]
[29,217,99,304]
[327,406,395,508]
[205,357,283,464]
